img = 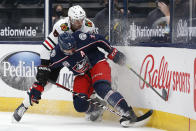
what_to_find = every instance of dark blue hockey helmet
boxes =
[58,32,76,55]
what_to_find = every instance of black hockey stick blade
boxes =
[162,88,168,101]
[120,110,153,127]
[136,109,153,122]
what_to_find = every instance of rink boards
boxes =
[0,44,196,131]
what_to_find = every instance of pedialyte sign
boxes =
[0,51,40,91]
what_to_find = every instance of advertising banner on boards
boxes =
[0,44,73,100]
[111,46,196,120]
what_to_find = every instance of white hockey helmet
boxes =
[68,5,86,21]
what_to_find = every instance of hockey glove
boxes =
[28,83,44,106]
[36,65,51,86]
[108,48,126,65]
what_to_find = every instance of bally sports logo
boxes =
[0,51,40,91]
[140,54,190,98]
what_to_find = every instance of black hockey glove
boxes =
[108,48,126,65]
[36,65,51,86]
[28,83,44,106]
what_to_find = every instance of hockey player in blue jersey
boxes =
[13,31,138,126]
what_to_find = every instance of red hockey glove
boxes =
[108,48,126,65]
[28,83,44,106]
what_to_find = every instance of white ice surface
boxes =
[0,112,164,131]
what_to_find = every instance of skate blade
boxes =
[121,120,135,127]
[120,116,150,128]
[11,115,19,123]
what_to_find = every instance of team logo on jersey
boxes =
[72,56,90,73]
[50,50,56,57]
[60,23,69,31]
[79,33,87,40]
[85,20,92,27]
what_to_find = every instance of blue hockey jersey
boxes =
[49,31,113,76]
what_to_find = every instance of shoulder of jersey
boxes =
[84,18,94,28]
[53,17,71,33]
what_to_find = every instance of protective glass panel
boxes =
[109,0,171,45]
[0,0,44,42]
[192,0,196,45]
[172,0,190,43]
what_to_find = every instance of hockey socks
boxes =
[94,82,131,115]
[105,91,130,114]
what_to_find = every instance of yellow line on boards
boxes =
[1,97,196,131]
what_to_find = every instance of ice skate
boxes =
[12,103,28,122]
[120,107,138,127]
[86,97,107,121]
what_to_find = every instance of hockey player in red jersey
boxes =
[13,31,138,127]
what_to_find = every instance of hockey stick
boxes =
[49,80,153,122]
[49,80,124,118]
[126,65,168,101]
